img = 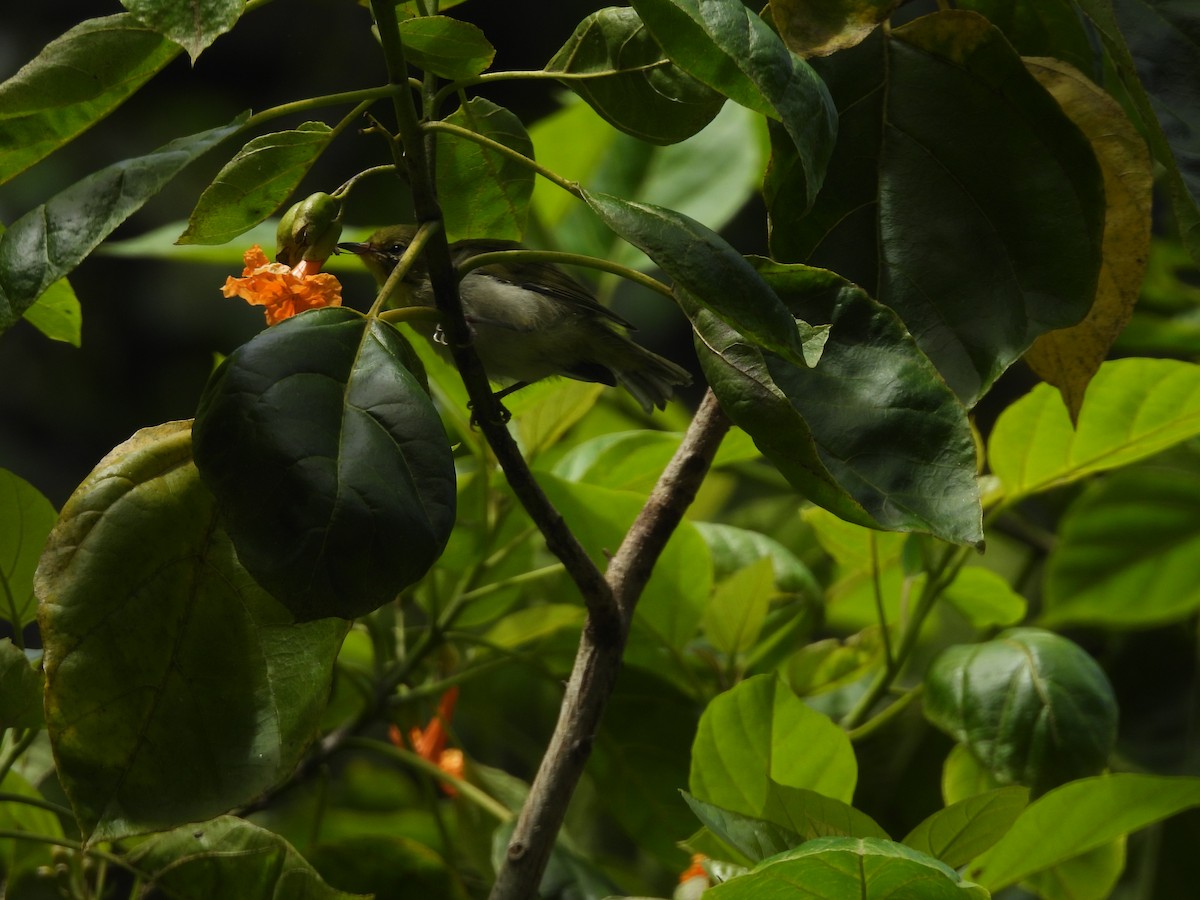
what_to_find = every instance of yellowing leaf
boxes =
[1023,58,1153,422]
[769,0,903,58]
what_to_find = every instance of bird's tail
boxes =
[611,343,692,413]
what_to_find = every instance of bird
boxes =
[338,226,692,413]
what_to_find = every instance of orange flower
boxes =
[389,686,463,796]
[678,854,709,884]
[222,244,342,325]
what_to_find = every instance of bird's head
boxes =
[337,225,421,284]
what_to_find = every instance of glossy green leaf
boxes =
[128,816,363,899]
[967,774,1200,891]
[121,0,243,62]
[924,629,1118,796]
[583,190,829,370]
[0,116,244,334]
[693,521,819,597]
[0,639,44,730]
[178,122,334,245]
[436,97,534,242]
[36,421,348,841]
[629,0,836,208]
[0,468,56,632]
[1022,838,1125,900]
[693,260,982,547]
[769,11,1104,405]
[1075,0,1200,260]
[0,14,180,185]
[539,475,711,648]
[691,674,858,813]
[546,6,724,145]
[987,358,1200,502]
[703,558,774,657]
[398,15,494,78]
[21,277,82,346]
[770,0,903,57]
[193,308,456,622]
[903,786,1030,869]
[1043,467,1200,628]
[942,567,1027,629]
[682,792,803,863]
[708,837,989,899]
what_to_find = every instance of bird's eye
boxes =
[387,243,406,255]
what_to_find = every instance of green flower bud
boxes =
[275,192,343,267]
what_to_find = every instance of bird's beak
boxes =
[336,241,371,255]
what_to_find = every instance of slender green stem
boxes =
[431,63,669,112]
[0,729,38,785]
[343,737,513,822]
[458,563,566,603]
[0,831,147,880]
[847,685,924,744]
[243,85,408,131]
[333,165,397,200]
[869,532,894,669]
[368,220,443,317]
[378,306,442,327]
[422,120,582,197]
[457,250,674,299]
[0,791,73,819]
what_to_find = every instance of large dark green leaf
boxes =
[121,0,244,62]
[193,308,456,621]
[545,6,725,145]
[707,837,989,899]
[583,189,829,370]
[0,116,245,335]
[959,0,1099,75]
[692,260,982,547]
[0,468,57,632]
[768,10,1105,405]
[178,123,334,245]
[36,421,348,841]
[924,628,1118,797]
[0,14,180,185]
[630,0,836,208]
[436,97,534,242]
[1075,0,1200,260]
[128,816,363,899]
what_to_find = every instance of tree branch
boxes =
[489,389,731,899]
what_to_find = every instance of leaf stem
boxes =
[0,830,147,880]
[422,120,582,198]
[0,791,73,819]
[457,249,673,299]
[242,85,410,131]
[368,220,442,317]
[431,63,670,112]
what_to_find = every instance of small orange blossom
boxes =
[222,244,342,325]
[390,686,464,796]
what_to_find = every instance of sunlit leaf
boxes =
[121,0,243,62]
[178,122,334,245]
[1023,57,1154,419]
[398,15,494,79]
[903,786,1030,868]
[0,14,180,185]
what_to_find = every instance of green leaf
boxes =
[957,0,1098,75]
[703,557,775,657]
[36,421,348,841]
[902,786,1030,869]
[629,0,837,208]
[942,567,1027,629]
[1043,466,1200,628]
[0,14,180,185]
[967,773,1200,891]
[583,190,829,370]
[0,115,245,334]
[178,122,334,245]
[693,521,819,596]
[398,15,494,79]
[436,97,534,242]
[483,604,585,649]
[545,6,725,145]
[0,770,64,878]
[924,629,1118,796]
[539,475,711,648]
[193,309,456,622]
[21,277,82,346]
[121,0,244,62]
[769,0,903,57]
[682,792,805,863]
[693,260,982,547]
[942,743,1004,806]
[691,674,858,811]
[0,639,44,730]
[0,468,57,632]
[707,837,989,899]
[307,835,469,900]
[1074,0,1200,261]
[128,816,364,899]
[769,11,1105,405]
[987,358,1200,502]
[1022,838,1125,900]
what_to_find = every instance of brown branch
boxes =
[488,389,732,899]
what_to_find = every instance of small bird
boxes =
[338,226,691,412]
